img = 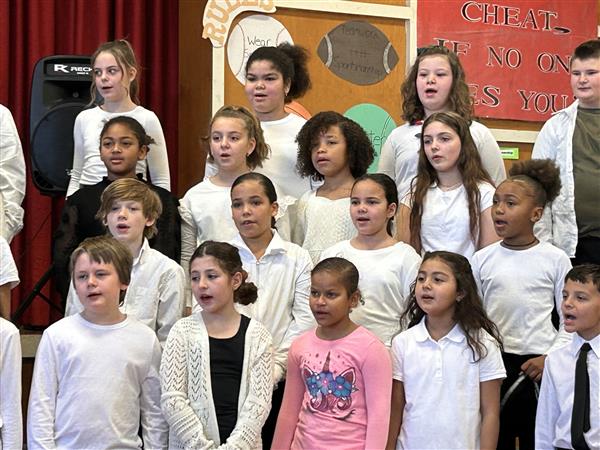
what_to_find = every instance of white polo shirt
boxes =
[402,182,494,261]
[391,318,506,449]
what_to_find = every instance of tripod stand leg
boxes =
[11,265,62,323]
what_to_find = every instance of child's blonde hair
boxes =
[205,105,270,170]
[70,235,133,287]
[96,178,162,239]
[90,39,140,106]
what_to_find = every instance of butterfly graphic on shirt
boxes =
[302,351,358,419]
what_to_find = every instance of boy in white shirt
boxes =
[65,177,185,345]
[535,264,600,449]
[28,235,167,449]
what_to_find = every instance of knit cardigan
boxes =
[160,313,273,449]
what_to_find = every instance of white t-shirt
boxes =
[293,190,357,263]
[391,318,506,449]
[0,317,22,450]
[231,231,315,383]
[403,182,494,260]
[27,314,167,449]
[67,105,171,196]
[0,236,19,289]
[204,113,311,199]
[321,240,421,346]
[472,241,572,355]
[65,239,185,346]
[378,120,506,199]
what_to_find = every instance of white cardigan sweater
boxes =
[160,313,273,449]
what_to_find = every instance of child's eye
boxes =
[423,138,432,145]
[350,199,359,205]
[310,290,319,297]
[76,274,88,281]
[251,200,262,206]
[108,68,119,75]
[93,69,102,77]
[367,199,378,205]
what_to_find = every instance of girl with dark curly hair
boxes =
[471,159,572,449]
[378,45,505,199]
[293,111,374,263]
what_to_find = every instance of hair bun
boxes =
[235,281,258,305]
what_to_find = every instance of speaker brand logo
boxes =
[48,64,92,77]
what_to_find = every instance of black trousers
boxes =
[497,352,541,450]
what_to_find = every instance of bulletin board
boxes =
[209,0,414,129]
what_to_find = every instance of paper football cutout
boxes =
[317,21,399,86]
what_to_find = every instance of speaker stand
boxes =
[12,264,63,323]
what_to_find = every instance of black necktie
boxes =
[572,342,592,450]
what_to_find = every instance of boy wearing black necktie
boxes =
[535,264,600,449]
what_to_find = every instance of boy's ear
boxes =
[145,216,156,228]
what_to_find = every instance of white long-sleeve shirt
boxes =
[535,333,599,449]
[0,104,25,242]
[321,240,421,346]
[472,241,572,355]
[67,105,171,196]
[65,238,185,346]
[230,231,315,383]
[0,318,22,450]
[27,314,168,449]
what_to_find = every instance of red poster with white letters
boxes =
[418,0,598,121]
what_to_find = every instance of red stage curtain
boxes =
[0,0,179,327]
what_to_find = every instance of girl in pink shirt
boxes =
[272,257,392,449]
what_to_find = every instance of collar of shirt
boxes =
[414,316,465,344]
[570,332,600,358]
[132,238,150,268]
[231,230,287,260]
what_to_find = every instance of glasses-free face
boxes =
[415,257,460,321]
[244,60,289,121]
[562,279,600,341]
[100,123,147,179]
[310,270,358,330]
[93,51,136,104]
[210,117,256,174]
[350,179,396,238]
[416,55,453,117]
[422,121,462,178]
[190,255,241,314]
[492,180,542,244]
[105,200,153,248]
[570,57,600,109]
[231,180,277,241]
[310,126,349,178]
[73,253,127,322]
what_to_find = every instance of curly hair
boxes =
[401,251,503,361]
[204,105,269,170]
[190,241,257,305]
[296,111,374,181]
[408,112,493,253]
[506,159,561,206]
[401,45,472,123]
[90,39,140,106]
[245,43,311,103]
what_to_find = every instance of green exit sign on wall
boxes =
[500,147,520,160]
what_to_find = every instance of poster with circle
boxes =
[344,103,396,173]
[227,14,293,84]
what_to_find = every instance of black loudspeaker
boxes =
[30,55,92,195]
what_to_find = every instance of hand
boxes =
[520,355,546,382]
